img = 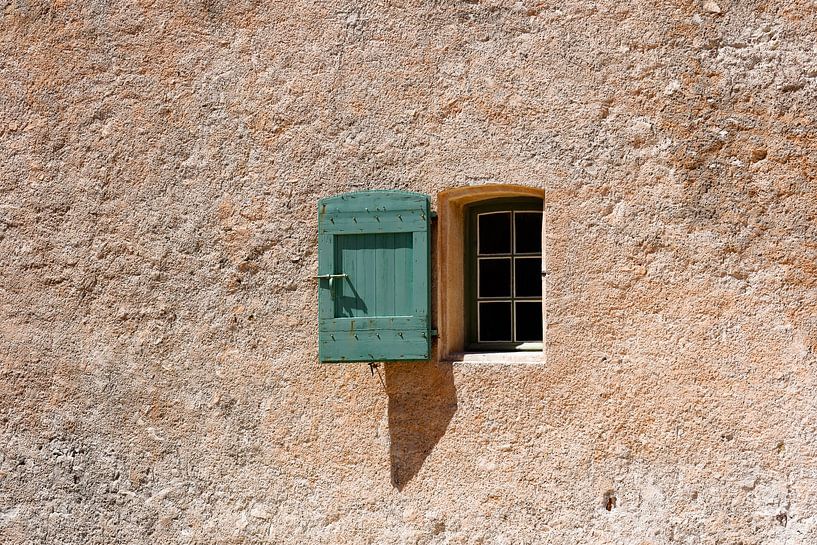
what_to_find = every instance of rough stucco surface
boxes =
[1,1,816,543]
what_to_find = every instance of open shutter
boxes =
[318,191,431,363]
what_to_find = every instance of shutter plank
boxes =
[320,213,425,234]
[320,317,428,332]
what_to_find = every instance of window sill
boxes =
[443,351,544,365]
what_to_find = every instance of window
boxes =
[465,198,543,351]
[317,186,544,363]
[433,184,546,364]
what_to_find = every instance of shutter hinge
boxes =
[430,210,437,219]
[431,329,438,338]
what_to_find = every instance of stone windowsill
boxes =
[444,351,545,365]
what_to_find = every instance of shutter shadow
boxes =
[385,362,457,490]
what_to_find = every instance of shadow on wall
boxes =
[384,362,457,491]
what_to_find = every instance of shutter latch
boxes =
[315,273,348,299]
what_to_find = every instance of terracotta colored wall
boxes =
[1,2,816,544]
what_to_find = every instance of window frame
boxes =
[464,197,544,352]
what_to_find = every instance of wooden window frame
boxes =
[465,197,543,352]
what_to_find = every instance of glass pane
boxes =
[478,258,512,298]
[515,212,543,254]
[515,302,543,342]
[514,257,542,298]
[478,212,511,255]
[479,302,512,342]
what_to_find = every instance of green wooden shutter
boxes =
[318,191,431,363]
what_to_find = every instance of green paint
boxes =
[318,191,431,363]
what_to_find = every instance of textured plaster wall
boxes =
[1,1,816,544]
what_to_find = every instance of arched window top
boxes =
[438,184,543,207]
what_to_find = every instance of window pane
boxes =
[479,258,512,298]
[515,302,543,342]
[479,212,511,255]
[514,257,542,298]
[479,302,512,342]
[515,212,542,254]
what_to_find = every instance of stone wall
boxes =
[1,1,816,543]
